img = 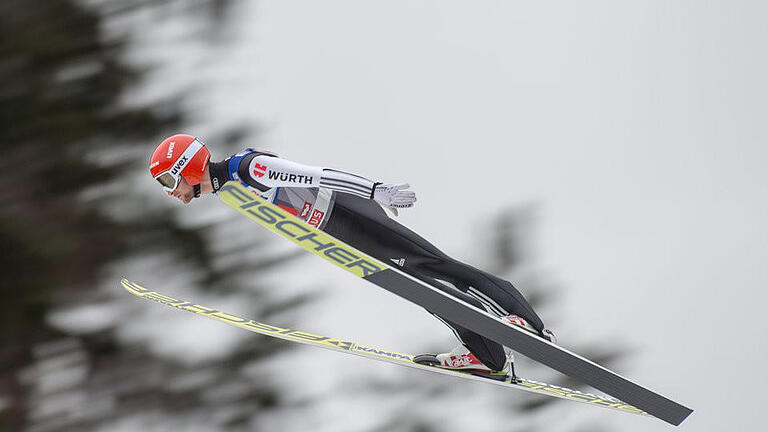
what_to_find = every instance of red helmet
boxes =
[149,134,211,191]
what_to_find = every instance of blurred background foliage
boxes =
[0,1,300,430]
[0,1,622,431]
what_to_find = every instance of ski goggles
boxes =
[154,171,181,192]
[153,140,204,192]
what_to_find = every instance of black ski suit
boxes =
[210,149,546,371]
[324,194,544,371]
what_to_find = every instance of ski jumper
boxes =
[209,149,546,371]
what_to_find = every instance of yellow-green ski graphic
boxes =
[219,181,385,278]
[121,278,648,417]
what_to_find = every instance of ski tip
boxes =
[120,278,142,294]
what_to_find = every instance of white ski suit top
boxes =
[211,148,377,229]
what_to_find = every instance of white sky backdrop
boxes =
[126,1,767,430]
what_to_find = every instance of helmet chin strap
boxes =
[193,183,202,198]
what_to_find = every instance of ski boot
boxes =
[504,315,557,344]
[414,344,513,382]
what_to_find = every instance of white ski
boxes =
[120,278,648,417]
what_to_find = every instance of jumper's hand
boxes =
[373,183,417,217]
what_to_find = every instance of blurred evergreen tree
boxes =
[0,1,173,428]
[0,1,307,430]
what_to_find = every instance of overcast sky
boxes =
[131,1,767,430]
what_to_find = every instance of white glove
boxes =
[373,183,417,216]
